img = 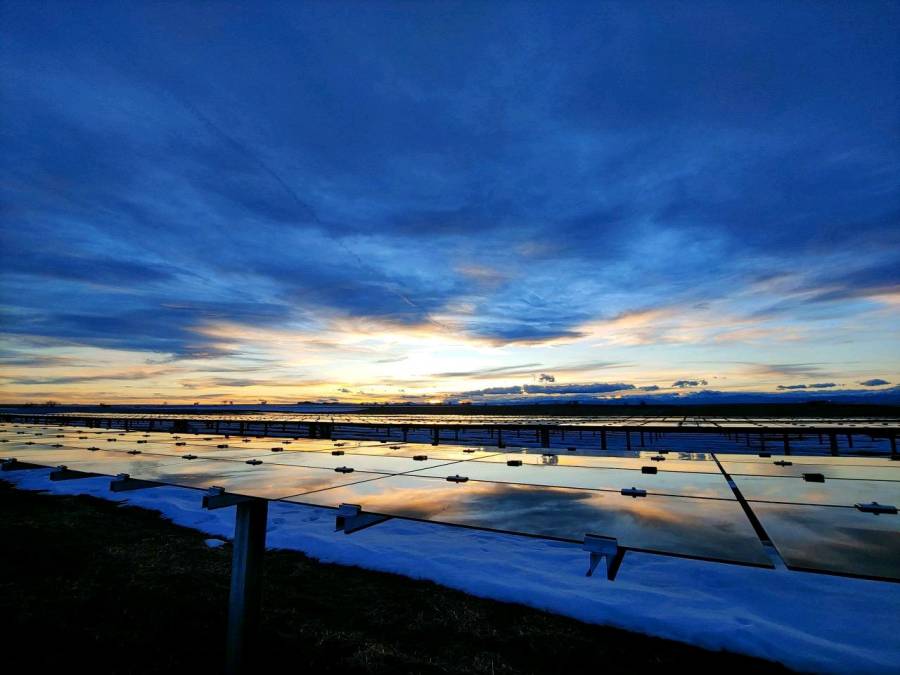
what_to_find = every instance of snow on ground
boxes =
[5,468,900,674]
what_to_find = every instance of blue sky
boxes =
[1,1,898,403]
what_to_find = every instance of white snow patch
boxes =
[4,468,900,673]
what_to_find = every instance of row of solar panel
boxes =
[16,412,900,429]
[3,426,899,504]
[1,424,898,582]
[5,421,893,455]
[6,425,899,478]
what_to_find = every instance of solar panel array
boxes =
[5,411,897,459]
[13,411,900,430]
[2,422,898,582]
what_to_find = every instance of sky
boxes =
[1,1,898,405]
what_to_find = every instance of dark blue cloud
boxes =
[461,382,636,397]
[672,380,708,388]
[859,379,890,387]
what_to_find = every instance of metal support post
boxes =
[225,499,268,675]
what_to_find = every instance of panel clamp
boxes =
[854,502,897,515]
[621,487,647,498]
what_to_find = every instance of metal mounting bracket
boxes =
[110,473,162,492]
[50,465,98,481]
[203,486,256,510]
[335,503,392,534]
[0,458,44,472]
[583,534,626,580]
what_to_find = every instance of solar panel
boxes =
[341,444,501,461]
[477,450,721,473]
[733,475,900,507]
[716,453,899,467]
[260,450,464,475]
[2,446,187,473]
[145,461,392,500]
[408,461,735,499]
[721,460,900,481]
[285,474,771,565]
[1,442,395,499]
[750,502,900,581]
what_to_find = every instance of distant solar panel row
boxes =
[5,411,899,431]
[2,423,898,582]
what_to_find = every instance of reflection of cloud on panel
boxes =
[301,480,764,561]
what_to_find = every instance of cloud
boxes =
[432,363,543,378]
[776,383,837,390]
[460,385,525,397]
[3,370,171,385]
[430,361,627,379]
[743,363,832,378]
[538,373,555,383]
[0,353,79,367]
[672,379,708,388]
[524,383,635,395]
[460,382,636,397]
[859,379,890,387]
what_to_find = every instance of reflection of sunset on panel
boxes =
[294,478,766,562]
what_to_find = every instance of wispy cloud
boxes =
[3,369,173,385]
